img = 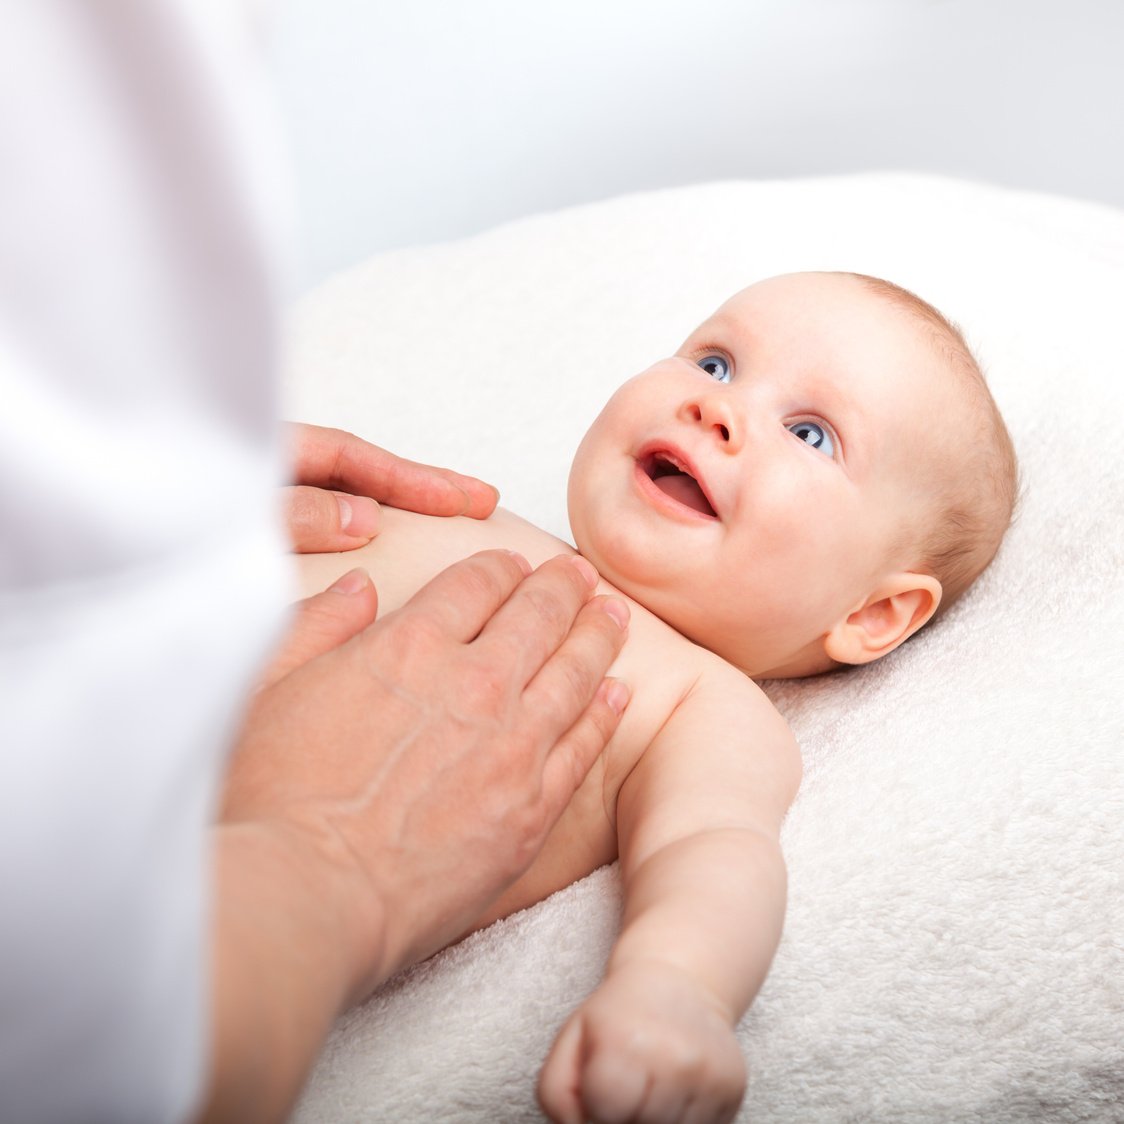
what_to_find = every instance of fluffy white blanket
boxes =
[283,174,1124,1122]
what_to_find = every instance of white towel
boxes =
[284,174,1124,1123]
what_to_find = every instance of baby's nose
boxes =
[682,393,741,451]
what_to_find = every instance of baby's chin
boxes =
[572,530,726,653]
[570,530,660,616]
[571,531,631,599]
[573,532,833,679]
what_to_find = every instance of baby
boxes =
[296,271,1018,1123]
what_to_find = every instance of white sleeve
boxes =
[0,5,292,1121]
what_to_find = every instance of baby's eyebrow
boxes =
[676,314,750,363]
[802,375,871,474]
[701,310,751,348]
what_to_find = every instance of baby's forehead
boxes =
[704,273,978,456]
[701,273,966,375]
[686,275,919,366]
[710,271,905,323]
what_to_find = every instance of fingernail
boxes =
[451,484,472,516]
[601,597,630,630]
[330,567,370,595]
[569,555,599,589]
[504,550,533,576]
[336,493,380,538]
[604,679,631,715]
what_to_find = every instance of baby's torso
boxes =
[294,507,716,932]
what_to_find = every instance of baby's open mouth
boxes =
[640,451,718,518]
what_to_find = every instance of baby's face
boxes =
[567,272,963,677]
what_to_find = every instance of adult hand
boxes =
[281,421,499,552]
[225,550,629,982]
[205,550,629,1123]
[254,566,381,691]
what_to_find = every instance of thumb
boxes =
[537,1015,587,1124]
[283,484,382,553]
[259,569,379,689]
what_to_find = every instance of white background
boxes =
[272,0,1123,294]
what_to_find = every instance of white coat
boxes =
[0,4,291,1119]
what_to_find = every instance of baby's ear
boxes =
[823,573,942,666]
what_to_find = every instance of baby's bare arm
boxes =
[538,660,801,1124]
[611,667,799,1016]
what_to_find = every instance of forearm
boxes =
[197,822,380,1124]
[610,828,787,1022]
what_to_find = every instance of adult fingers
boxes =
[519,591,630,793]
[519,592,630,713]
[537,675,631,826]
[258,569,379,689]
[282,484,382,552]
[393,549,536,643]
[285,421,499,519]
[472,554,606,686]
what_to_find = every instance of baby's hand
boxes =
[537,962,746,1124]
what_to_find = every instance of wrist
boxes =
[201,819,390,1123]
[602,956,738,1026]
[218,815,391,1006]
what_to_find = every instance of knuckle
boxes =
[548,649,601,712]
[584,599,628,652]
[547,618,620,693]
[368,610,444,674]
[301,595,348,636]
[295,487,337,539]
[554,731,601,796]
[670,1038,706,1080]
[520,584,575,638]
[459,551,518,605]
[324,428,355,484]
[376,450,409,492]
[627,1027,701,1080]
[466,782,548,883]
[284,487,315,529]
[508,800,551,868]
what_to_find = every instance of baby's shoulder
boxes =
[602,631,800,845]
[600,599,787,786]
[294,505,576,609]
[610,598,764,712]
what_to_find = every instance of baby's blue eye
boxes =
[698,354,731,383]
[788,421,835,457]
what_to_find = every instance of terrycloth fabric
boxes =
[283,174,1124,1123]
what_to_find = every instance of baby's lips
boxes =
[637,440,723,521]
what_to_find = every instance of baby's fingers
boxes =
[541,1014,649,1124]
[579,1048,652,1123]
[538,1016,593,1124]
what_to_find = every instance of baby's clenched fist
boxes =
[537,961,746,1124]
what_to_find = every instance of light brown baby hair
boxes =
[845,273,1019,620]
